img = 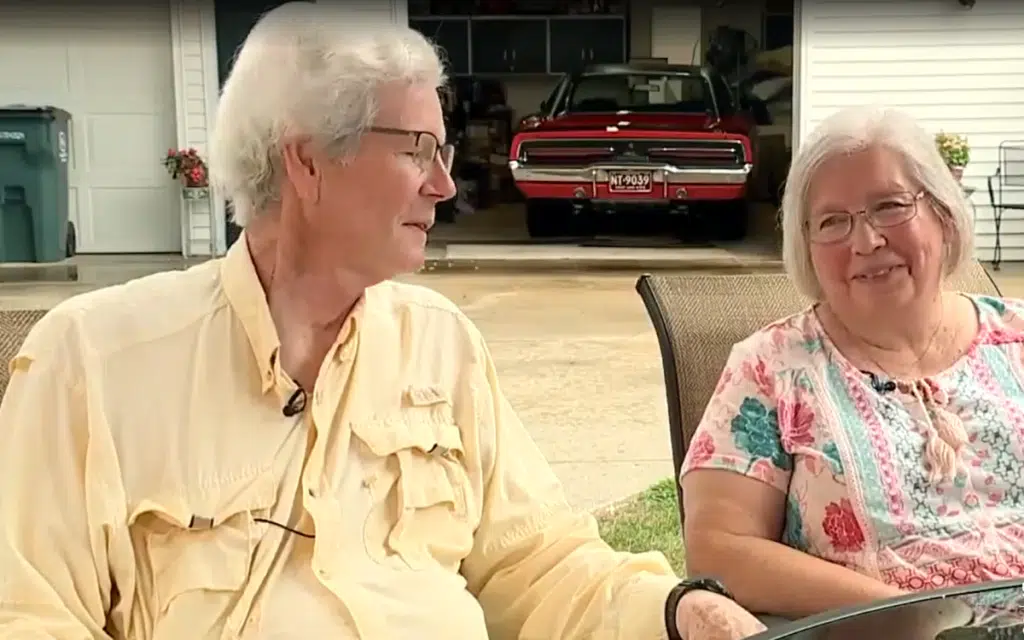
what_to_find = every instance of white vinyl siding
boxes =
[171,0,220,257]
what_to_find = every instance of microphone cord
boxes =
[254,517,315,539]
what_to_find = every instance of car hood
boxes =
[533,112,718,133]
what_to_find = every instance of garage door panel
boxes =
[0,2,180,254]
[79,41,173,112]
[0,44,70,95]
[85,114,173,184]
[88,188,179,254]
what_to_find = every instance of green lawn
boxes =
[595,478,686,575]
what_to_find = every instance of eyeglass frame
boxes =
[367,126,455,173]
[806,190,927,245]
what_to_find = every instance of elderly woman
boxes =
[680,105,1024,627]
[0,3,764,640]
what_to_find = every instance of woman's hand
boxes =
[675,590,768,640]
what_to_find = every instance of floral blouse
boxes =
[680,295,1024,592]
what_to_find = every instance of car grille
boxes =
[518,139,745,168]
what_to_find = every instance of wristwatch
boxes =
[664,577,734,640]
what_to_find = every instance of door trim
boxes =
[200,0,227,256]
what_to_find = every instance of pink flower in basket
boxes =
[163,147,209,188]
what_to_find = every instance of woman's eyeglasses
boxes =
[807,190,925,244]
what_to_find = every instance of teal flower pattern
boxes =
[800,336,825,354]
[730,397,790,471]
[977,295,1006,315]
[822,441,844,476]
[782,494,809,551]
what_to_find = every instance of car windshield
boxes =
[565,72,711,114]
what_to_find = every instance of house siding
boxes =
[796,0,1024,262]
[171,0,219,257]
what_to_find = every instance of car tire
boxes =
[711,199,750,242]
[526,199,574,238]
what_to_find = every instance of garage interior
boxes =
[408,0,796,251]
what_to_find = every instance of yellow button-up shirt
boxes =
[0,236,680,639]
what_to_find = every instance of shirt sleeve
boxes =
[460,331,680,640]
[0,311,115,639]
[678,339,793,493]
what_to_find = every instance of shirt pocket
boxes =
[352,386,475,572]
[129,476,277,625]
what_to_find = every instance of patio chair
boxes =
[635,259,1001,526]
[986,140,1024,270]
[0,309,50,398]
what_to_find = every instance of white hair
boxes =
[208,2,446,226]
[781,106,974,300]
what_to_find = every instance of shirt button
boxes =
[317,567,330,580]
[307,487,318,498]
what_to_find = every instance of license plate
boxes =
[608,170,652,193]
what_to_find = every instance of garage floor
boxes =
[431,201,784,252]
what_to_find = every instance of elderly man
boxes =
[0,4,764,640]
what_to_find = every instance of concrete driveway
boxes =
[416,272,673,511]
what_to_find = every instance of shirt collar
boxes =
[220,233,281,393]
[220,232,366,394]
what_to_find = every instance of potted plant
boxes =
[935,132,970,182]
[164,147,210,199]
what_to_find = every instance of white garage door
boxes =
[0,4,180,254]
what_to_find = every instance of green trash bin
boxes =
[0,105,73,263]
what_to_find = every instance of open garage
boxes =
[407,0,796,252]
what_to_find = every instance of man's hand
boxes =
[675,590,767,640]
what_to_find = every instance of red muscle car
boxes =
[509,62,756,239]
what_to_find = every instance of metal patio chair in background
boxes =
[986,140,1024,270]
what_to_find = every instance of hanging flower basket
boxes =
[163,147,210,193]
[935,132,969,183]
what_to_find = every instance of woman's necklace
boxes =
[832,297,947,382]
[862,318,943,382]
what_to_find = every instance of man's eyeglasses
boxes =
[807,190,925,244]
[368,126,454,173]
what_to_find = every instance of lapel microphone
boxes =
[863,371,897,394]
[282,388,307,417]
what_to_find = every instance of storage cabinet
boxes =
[410,18,470,75]
[548,17,626,73]
[470,18,549,74]
[586,18,628,65]
[413,15,628,76]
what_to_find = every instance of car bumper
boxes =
[509,161,752,201]
[509,161,751,184]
